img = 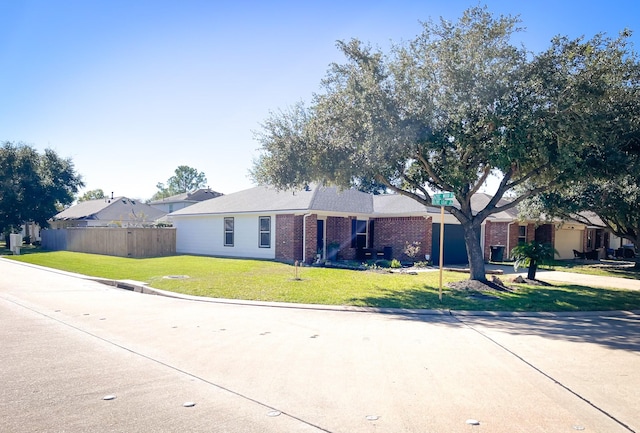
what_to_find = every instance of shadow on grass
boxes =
[352,284,640,352]
[349,283,640,312]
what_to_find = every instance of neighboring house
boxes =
[20,221,41,243]
[149,188,223,213]
[169,184,462,265]
[49,197,167,229]
[481,194,617,261]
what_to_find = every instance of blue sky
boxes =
[1,1,638,200]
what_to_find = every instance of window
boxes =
[518,225,527,245]
[224,217,234,246]
[259,216,271,248]
[351,219,368,249]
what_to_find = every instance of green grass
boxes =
[4,250,640,312]
[546,260,640,280]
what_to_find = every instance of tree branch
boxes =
[469,164,491,196]
[415,150,450,190]
[376,175,432,207]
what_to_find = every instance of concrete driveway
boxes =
[1,258,639,433]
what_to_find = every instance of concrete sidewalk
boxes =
[1,258,639,432]
[486,263,640,291]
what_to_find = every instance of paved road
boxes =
[1,259,639,432]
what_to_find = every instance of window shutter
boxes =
[368,220,375,249]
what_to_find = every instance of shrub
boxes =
[511,241,557,280]
[403,241,421,260]
[390,259,402,268]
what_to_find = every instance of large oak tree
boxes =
[252,7,639,281]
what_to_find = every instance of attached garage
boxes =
[554,224,585,259]
[431,223,467,265]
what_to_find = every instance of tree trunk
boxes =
[528,260,538,280]
[462,221,487,282]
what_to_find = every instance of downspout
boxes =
[302,213,313,264]
[506,221,517,259]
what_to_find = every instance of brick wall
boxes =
[275,214,303,262]
[303,215,317,264]
[325,216,354,260]
[373,216,432,262]
[484,221,510,260]
[535,224,555,245]
[279,214,435,263]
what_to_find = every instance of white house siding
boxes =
[174,214,276,259]
[555,226,585,259]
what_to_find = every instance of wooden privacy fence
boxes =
[42,228,176,258]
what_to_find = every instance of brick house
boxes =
[169,184,447,264]
[480,194,622,261]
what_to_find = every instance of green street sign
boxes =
[432,192,454,206]
[432,197,454,206]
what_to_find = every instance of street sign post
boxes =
[431,192,454,301]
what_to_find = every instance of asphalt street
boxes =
[1,258,639,433]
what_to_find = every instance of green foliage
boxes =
[152,165,207,200]
[78,189,105,202]
[251,6,639,281]
[518,30,640,243]
[511,241,558,280]
[0,142,84,230]
[373,259,391,268]
[511,242,557,268]
[390,258,402,268]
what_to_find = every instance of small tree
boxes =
[78,189,105,202]
[152,165,207,200]
[511,242,557,280]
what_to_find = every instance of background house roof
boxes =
[52,197,167,223]
[469,193,520,220]
[148,188,223,205]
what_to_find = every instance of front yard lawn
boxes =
[5,251,640,312]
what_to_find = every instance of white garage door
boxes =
[555,228,584,259]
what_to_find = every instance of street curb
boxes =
[3,257,639,318]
